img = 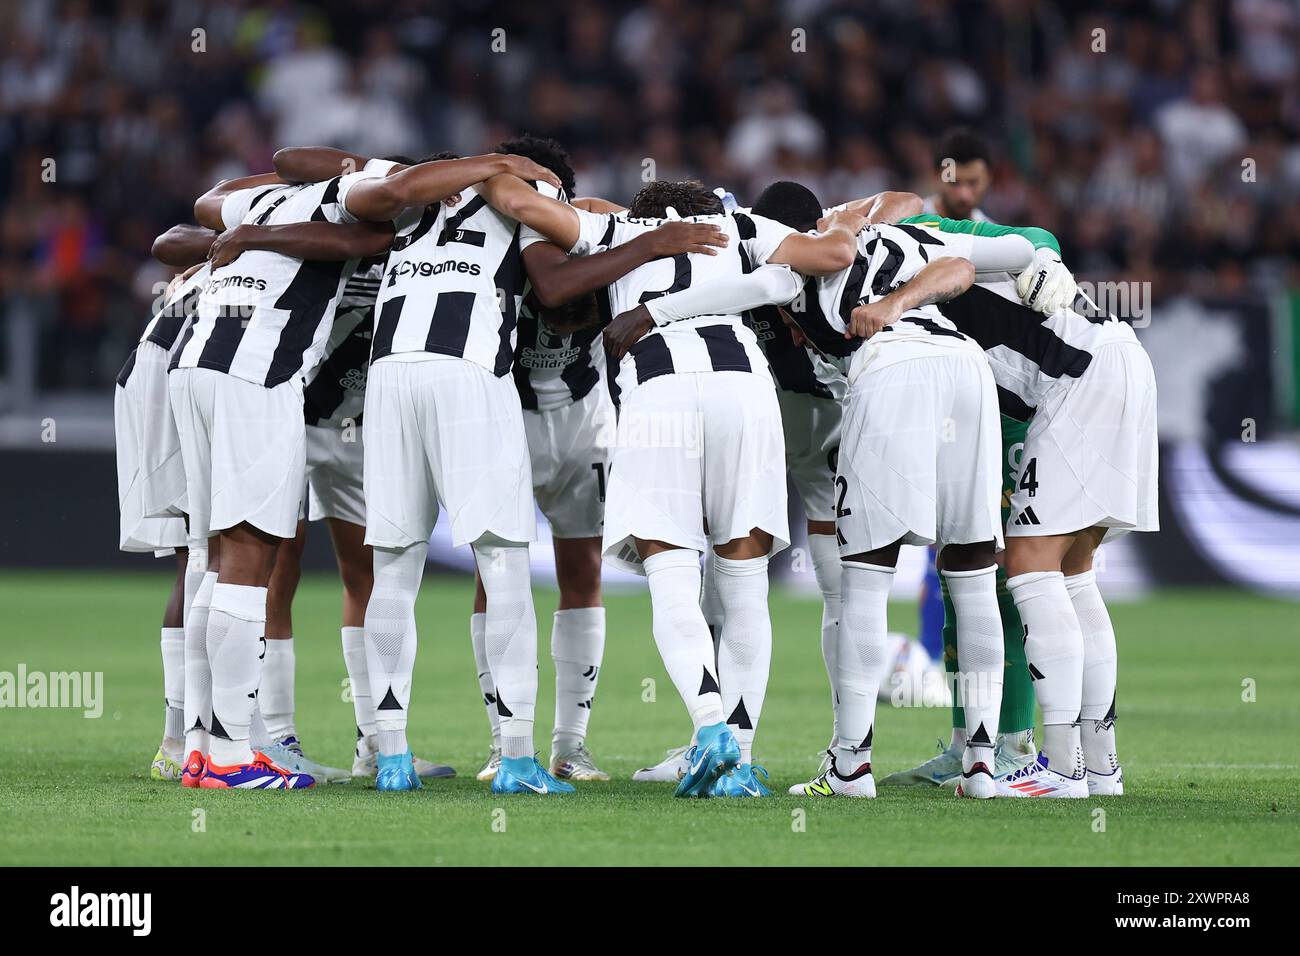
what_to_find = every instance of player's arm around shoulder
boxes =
[344,154,560,224]
[847,256,975,340]
[835,191,924,225]
[272,146,378,184]
[207,220,395,269]
[152,224,218,268]
[192,172,286,231]
[765,208,864,276]
[478,171,584,251]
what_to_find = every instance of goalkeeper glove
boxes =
[1016,247,1077,314]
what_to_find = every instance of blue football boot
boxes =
[711,762,771,798]
[375,750,422,791]
[674,722,741,798]
[490,755,575,795]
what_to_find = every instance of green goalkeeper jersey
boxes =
[897,214,1061,255]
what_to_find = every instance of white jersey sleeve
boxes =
[336,167,423,231]
[567,207,626,256]
[737,212,797,266]
[646,264,801,325]
[219,186,277,230]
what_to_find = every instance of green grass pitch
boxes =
[0,571,1295,866]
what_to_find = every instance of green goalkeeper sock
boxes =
[997,566,1036,734]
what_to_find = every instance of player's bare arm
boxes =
[767,208,864,275]
[524,221,727,309]
[840,191,924,224]
[206,220,396,268]
[478,172,584,250]
[272,146,383,184]
[847,256,975,339]
[347,155,561,223]
[572,197,627,213]
[151,224,218,268]
[192,172,287,231]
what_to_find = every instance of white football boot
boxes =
[631,745,691,782]
[994,728,1038,778]
[1087,767,1124,796]
[788,752,876,798]
[954,746,997,799]
[475,747,501,782]
[262,736,352,784]
[550,743,609,781]
[995,753,1089,798]
[879,737,962,788]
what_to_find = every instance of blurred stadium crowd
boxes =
[1,0,1298,392]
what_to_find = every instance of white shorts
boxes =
[363,356,536,550]
[168,367,306,541]
[837,344,1003,556]
[1008,341,1159,541]
[778,389,841,523]
[526,384,614,539]
[602,371,790,574]
[303,422,366,526]
[116,343,188,552]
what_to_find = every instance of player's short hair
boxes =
[627,180,722,218]
[495,134,576,197]
[537,292,600,335]
[933,128,990,170]
[752,180,823,232]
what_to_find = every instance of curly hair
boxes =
[627,179,722,218]
[495,134,576,197]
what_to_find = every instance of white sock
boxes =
[1008,571,1084,778]
[551,607,605,755]
[206,582,268,766]
[183,571,216,756]
[1067,570,1120,774]
[943,565,1003,756]
[834,561,893,774]
[261,637,295,743]
[160,627,185,745]
[700,548,724,658]
[469,611,500,747]
[474,540,538,760]
[644,549,724,733]
[184,540,206,611]
[365,544,426,757]
[341,625,375,745]
[712,554,771,765]
[808,533,842,750]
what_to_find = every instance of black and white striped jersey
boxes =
[170,176,368,388]
[938,277,1138,417]
[117,264,210,387]
[351,180,554,376]
[567,209,796,403]
[511,292,606,411]
[814,222,974,345]
[302,256,385,428]
[746,271,859,399]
